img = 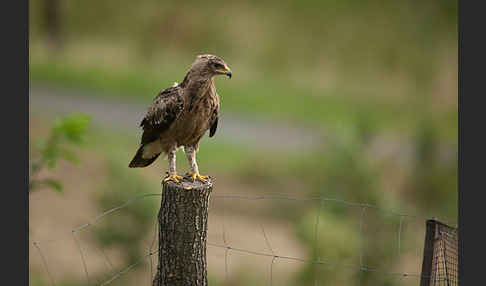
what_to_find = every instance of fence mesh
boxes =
[30,192,458,286]
[420,220,458,286]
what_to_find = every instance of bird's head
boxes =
[190,54,232,79]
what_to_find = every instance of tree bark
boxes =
[153,178,213,286]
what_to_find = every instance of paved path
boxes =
[29,85,323,151]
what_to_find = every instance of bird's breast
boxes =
[170,95,216,146]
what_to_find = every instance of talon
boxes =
[163,174,184,183]
[188,172,209,182]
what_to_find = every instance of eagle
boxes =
[129,54,232,183]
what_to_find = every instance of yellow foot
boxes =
[188,172,209,182]
[163,174,184,183]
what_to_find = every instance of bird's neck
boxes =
[181,74,215,99]
[180,70,213,87]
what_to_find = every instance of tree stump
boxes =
[152,177,213,286]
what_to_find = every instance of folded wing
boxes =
[129,87,184,168]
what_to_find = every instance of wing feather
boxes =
[139,86,184,145]
[209,107,219,138]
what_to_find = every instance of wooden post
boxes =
[420,219,438,286]
[152,178,213,286]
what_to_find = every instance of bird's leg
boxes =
[185,146,209,182]
[163,147,183,183]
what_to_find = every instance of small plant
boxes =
[29,113,91,193]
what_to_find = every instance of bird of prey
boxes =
[129,54,232,183]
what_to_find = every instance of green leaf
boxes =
[42,179,63,193]
[54,113,92,144]
[30,113,91,193]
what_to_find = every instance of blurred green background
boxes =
[29,0,457,285]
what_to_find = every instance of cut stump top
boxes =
[162,175,213,191]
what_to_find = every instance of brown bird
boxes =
[129,54,232,183]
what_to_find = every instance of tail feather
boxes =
[128,144,161,168]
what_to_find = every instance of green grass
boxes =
[30,0,457,142]
[31,96,457,222]
[32,104,457,220]
[30,58,457,143]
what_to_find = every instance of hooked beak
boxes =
[215,65,232,79]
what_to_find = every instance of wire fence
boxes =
[30,192,458,286]
[419,220,458,286]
